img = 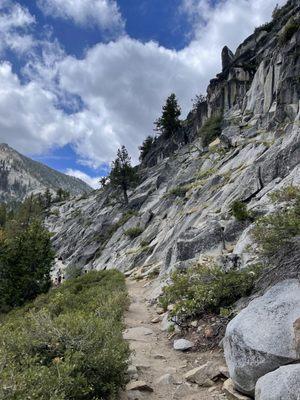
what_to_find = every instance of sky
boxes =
[0,0,285,188]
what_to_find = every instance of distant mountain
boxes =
[0,143,92,202]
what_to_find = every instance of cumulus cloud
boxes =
[0,0,285,170]
[37,0,124,34]
[0,0,36,54]
[65,169,101,189]
[0,61,81,154]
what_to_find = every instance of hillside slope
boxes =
[0,143,92,202]
[47,0,299,281]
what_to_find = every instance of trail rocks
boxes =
[126,380,154,392]
[222,379,251,400]
[173,339,194,351]
[184,361,224,387]
[224,279,300,395]
[123,327,154,341]
[255,364,300,400]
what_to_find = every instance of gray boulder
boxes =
[255,364,300,400]
[224,279,300,395]
[173,339,194,351]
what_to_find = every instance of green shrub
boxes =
[0,270,130,400]
[269,185,299,203]
[252,189,300,262]
[124,226,143,239]
[254,21,274,34]
[64,264,82,280]
[231,200,251,221]
[279,18,299,45]
[199,114,223,147]
[159,264,259,321]
[168,185,190,198]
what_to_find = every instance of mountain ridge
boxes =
[0,143,92,202]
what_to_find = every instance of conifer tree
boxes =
[155,93,181,138]
[139,136,154,161]
[0,219,54,311]
[109,146,137,205]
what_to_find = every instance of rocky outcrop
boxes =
[255,364,300,400]
[46,1,300,286]
[224,280,300,395]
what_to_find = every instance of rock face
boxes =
[255,364,300,400]
[46,0,300,286]
[0,143,91,202]
[224,280,300,395]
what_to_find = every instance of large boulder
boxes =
[255,364,300,400]
[224,279,300,395]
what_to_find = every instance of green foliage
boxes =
[0,220,54,312]
[139,136,155,161]
[55,188,70,202]
[0,270,130,400]
[269,185,299,203]
[252,187,300,262]
[199,114,223,147]
[109,146,138,205]
[154,93,181,138]
[231,200,251,221]
[279,18,299,45]
[191,94,206,113]
[168,185,190,198]
[254,21,274,34]
[160,264,259,321]
[64,264,83,280]
[124,226,143,239]
[0,203,7,227]
[272,2,294,20]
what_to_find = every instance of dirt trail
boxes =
[121,278,226,400]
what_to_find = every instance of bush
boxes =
[159,264,259,321]
[64,264,82,280]
[252,187,300,262]
[168,185,190,198]
[199,114,223,147]
[231,200,251,221]
[0,270,130,400]
[279,18,299,45]
[124,226,143,239]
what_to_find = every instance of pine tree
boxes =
[0,219,54,311]
[154,93,181,138]
[109,146,137,205]
[44,188,52,209]
[139,136,154,161]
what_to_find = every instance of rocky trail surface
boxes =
[121,278,228,400]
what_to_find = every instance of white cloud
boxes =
[0,61,80,154]
[37,0,124,34]
[65,169,101,189]
[0,0,286,172]
[0,1,36,54]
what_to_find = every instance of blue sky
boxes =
[0,0,284,187]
